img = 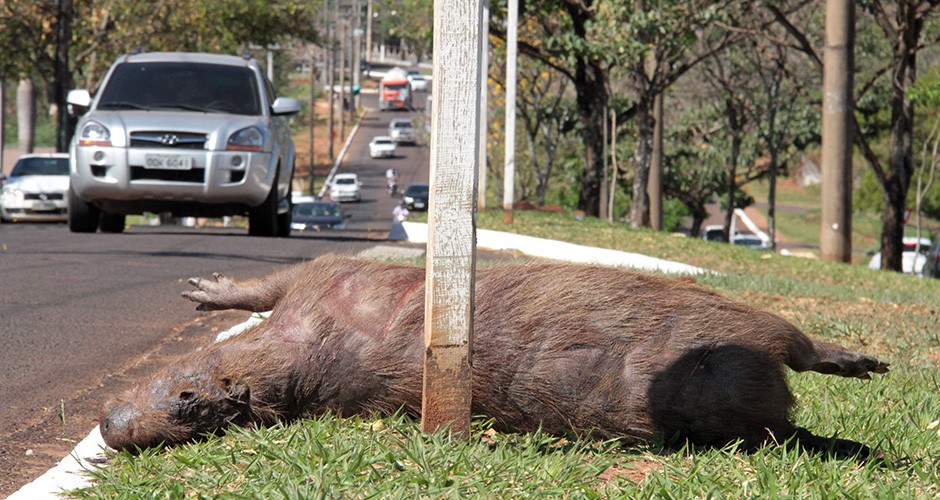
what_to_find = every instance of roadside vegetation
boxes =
[72,211,940,497]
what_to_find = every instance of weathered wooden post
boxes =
[421,0,484,434]
[502,0,518,224]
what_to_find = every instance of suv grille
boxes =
[130,131,207,149]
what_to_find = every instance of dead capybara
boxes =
[100,254,888,457]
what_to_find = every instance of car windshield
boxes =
[374,139,393,145]
[97,62,262,115]
[11,157,69,176]
[294,203,341,217]
[335,177,357,185]
[393,121,413,129]
[406,185,429,196]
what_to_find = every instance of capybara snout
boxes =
[102,255,889,456]
[102,362,255,451]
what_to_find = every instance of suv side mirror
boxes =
[67,89,92,116]
[271,97,301,116]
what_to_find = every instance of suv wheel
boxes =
[248,180,278,237]
[99,213,126,233]
[69,186,100,233]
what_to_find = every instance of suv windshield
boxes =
[97,62,262,115]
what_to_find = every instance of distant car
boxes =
[402,182,429,211]
[389,118,416,144]
[329,173,362,202]
[369,136,397,159]
[407,74,429,92]
[868,236,932,275]
[732,234,769,250]
[291,200,348,231]
[0,153,70,222]
[702,224,741,242]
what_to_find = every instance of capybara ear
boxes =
[224,380,250,406]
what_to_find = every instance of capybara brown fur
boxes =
[100,255,889,457]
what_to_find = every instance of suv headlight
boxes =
[77,121,111,147]
[227,127,265,152]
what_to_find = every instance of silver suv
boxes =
[67,52,301,236]
[388,118,416,144]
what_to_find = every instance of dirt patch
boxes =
[0,310,247,497]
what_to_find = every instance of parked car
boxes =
[732,234,770,250]
[407,73,429,92]
[868,236,933,275]
[369,136,397,158]
[389,118,416,144]
[401,182,429,211]
[291,200,348,231]
[66,51,301,236]
[329,173,362,202]
[0,153,70,222]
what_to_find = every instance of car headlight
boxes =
[404,196,414,203]
[1,187,24,202]
[291,222,306,230]
[227,126,265,152]
[77,121,111,147]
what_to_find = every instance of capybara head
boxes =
[100,355,252,452]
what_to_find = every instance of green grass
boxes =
[73,209,940,498]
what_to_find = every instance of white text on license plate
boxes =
[144,154,192,170]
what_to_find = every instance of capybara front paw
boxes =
[182,273,238,311]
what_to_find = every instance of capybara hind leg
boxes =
[182,272,286,312]
[799,341,890,380]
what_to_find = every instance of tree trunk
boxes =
[54,0,74,152]
[17,79,34,156]
[574,62,608,217]
[629,83,653,227]
[880,13,919,272]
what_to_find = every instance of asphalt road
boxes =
[0,100,430,494]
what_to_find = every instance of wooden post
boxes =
[502,0,518,224]
[422,0,483,435]
[820,0,854,262]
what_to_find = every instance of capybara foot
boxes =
[810,348,890,380]
[182,273,239,311]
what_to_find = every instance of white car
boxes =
[868,236,932,275]
[329,173,362,202]
[0,153,70,222]
[389,118,417,144]
[407,74,429,92]
[369,136,397,158]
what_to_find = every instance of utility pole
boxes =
[339,21,347,140]
[820,0,855,262]
[0,81,5,173]
[502,0,518,224]
[477,0,489,210]
[308,51,317,194]
[422,0,484,435]
[327,0,336,162]
[352,0,362,112]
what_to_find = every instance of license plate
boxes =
[144,154,193,170]
[415,201,425,208]
[32,202,57,211]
